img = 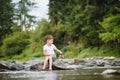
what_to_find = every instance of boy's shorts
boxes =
[52,55,56,61]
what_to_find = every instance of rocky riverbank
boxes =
[0,57,120,72]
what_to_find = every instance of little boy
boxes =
[43,35,63,70]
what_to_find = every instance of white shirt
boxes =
[43,44,57,55]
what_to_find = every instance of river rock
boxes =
[112,59,120,66]
[7,60,24,70]
[0,57,120,71]
[0,61,9,70]
[103,57,115,66]
[96,60,105,66]
[74,59,86,65]
[0,60,24,71]
[53,59,81,70]
[30,63,43,71]
[101,69,120,75]
[0,61,24,71]
[23,58,44,71]
[0,69,10,72]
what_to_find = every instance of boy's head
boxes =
[45,35,54,44]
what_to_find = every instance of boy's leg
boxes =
[49,55,53,70]
[43,56,49,69]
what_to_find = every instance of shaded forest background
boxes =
[0,0,120,60]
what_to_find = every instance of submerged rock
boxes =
[101,69,120,75]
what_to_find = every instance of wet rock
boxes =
[24,58,44,71]
[103,57,115,60]
[53,59,81,70]
[58,59,75,65]
[101,69,120,75]
[85,63,95,67]
[113,59,120,66]
[30,63,43,71]
[104,57,115,66]
[85,59,96,67]
[74,59,86,65]
[0,60,24,71]
[0,61,9,70]
[8,63,24,70]
[96,60,105,66]
[0,69,10,72]
[7,60,24,70]
[0,57,120,71]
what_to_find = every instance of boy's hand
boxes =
[59,52,64,59]
[59,52,63,55]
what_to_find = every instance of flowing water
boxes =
[0,68,120,80]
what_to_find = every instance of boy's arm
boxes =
[56,49,64,59]
[55,49,63,55]
[43,50,47,56]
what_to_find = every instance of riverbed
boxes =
[0,68,120,80]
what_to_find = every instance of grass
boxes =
[1,44,120,61]
[0,47,43,61]
[77,47,120,58]
[63,44,120,58]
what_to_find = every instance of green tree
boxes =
[0,0,14,44]
[99,14,120,44]
[49,0,120,47]
[14,0,36,31]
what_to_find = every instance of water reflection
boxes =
[42,71,57,80]
[0,71,57,80]
[0,69,120,80]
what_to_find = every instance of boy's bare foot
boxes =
[49,68,52,71]
[43,68,46,70]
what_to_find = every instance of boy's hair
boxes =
[45,35,54,41]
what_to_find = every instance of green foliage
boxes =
[77,47,120,58]
[49,0,120,47]
[1,0,120,60]
[13,0,36,31]
[31,19,49,53]
[99,14,120,43]
[1,32,30,57]
[0,0,14,43]
[62,44,81,58]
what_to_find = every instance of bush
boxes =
[99,14,120,43]
[63,44,81,58]
[1,31,30,57]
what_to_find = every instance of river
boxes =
[0,68,120,80]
